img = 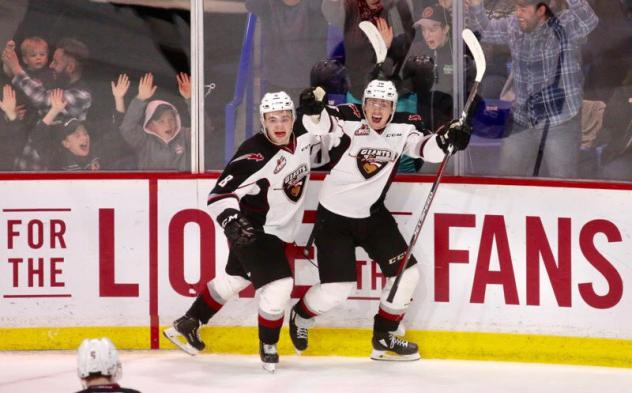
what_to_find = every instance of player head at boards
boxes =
[259,91,296,146]
[362,79,398,132]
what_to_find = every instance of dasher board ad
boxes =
[0,178,629,340]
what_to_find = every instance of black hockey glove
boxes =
[220,209,257,247]
[299,86,326,116]
[436,120,471,154]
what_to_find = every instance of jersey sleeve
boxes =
[398,112,446,163]
[207,143,267,226]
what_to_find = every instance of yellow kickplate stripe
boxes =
[2,326,631,369]
[0,327,149,350]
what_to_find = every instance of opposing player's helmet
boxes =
[77,338,122,381]
[363,79,398,107]
[259,91,295,126]
[310,59,349,94]
[402,55,435,94]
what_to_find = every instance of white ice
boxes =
[1,351,631,393]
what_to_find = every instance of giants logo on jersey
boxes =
[283,164,308,202]
[356,148,397,179]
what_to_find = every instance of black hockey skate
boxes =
[289,306,311,354]
[370,331,420,361]
[163,315,205,355]
[259,341,279,373]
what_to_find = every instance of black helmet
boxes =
[310,59,349,94]
[402,55,435,94]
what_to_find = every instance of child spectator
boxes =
[119,72,191,171]
[32,88,100,171]
[2,37,92,122]
[19,37,54,86]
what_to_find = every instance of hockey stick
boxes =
[359,21,388,64]
[386,29,486,303]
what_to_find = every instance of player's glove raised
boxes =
[299,86,326,116]
[220,209,257,247]
[436,120,471,154]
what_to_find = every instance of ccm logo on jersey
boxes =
[356,148,397,179]
[274,156,287,174]
[283,164,308,202]
[233,152,264,162]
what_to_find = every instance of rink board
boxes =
[0,174,631,367]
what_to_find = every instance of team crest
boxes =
[274,156,287,174]
[356,148,397,179]
[354,124,370,136]
[283,164,308,202]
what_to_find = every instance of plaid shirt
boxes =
[469,0,598,127]
[12,72,92,121]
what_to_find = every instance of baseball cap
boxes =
[413,4,450,28]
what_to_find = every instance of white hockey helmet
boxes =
[259,91,295,126]
[363,79,398,108]
[77,338,122,381]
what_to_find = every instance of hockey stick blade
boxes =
[460,29,487,122]
[359,21,387,64]
[462,29,486,83]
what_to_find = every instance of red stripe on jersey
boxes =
[258,314,284,328]
[378,307,404,322]
[419,137,431,157]
[207,193,238,205]
[298,298,319,318]
[201,286,224,312]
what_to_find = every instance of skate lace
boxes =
[296,327,308,340]
[389,335,409,348]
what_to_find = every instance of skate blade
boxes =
[294,348,303,356]
[262,362,276,373]
[370,349,420,362]
[163,327,200,356]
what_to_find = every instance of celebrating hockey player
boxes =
[289,80,470,361]
[164,91,326,373]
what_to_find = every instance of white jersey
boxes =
[207,125,322,243]
[317,103,446,218]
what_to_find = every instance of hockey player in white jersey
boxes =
[164,91,325,372]
[289,80,470,361]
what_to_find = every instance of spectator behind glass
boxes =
[245,0,328,102]
[322,0,415,102]
[600,67,632,181]
[2,37,92,122]
[466,0,598,178]
[32,89,101,171]
[0,84,27,171]
[119,73,191,171]
[76,337,141,393]
[19,37,54,86]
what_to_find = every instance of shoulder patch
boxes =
[233,152,264,162]
[408,114,422,122]
[338,103,363,120]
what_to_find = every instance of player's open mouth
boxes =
[371,115,383,124]
[274,131,286,138]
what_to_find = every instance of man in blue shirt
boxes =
[467,0,598,178]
